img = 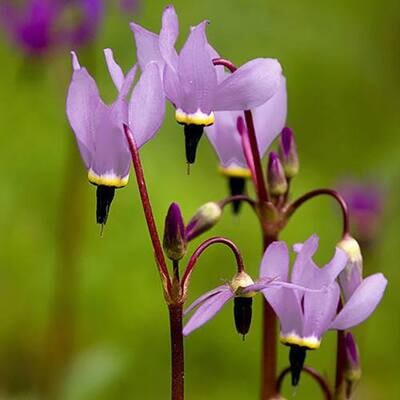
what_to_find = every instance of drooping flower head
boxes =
[131,5,284,164]
[205,78,287,212]
[183,264,313,338]
[0,0,103,57]
[66,49,165,226]
[259,236,387,386]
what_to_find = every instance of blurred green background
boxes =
[0,0,399,399]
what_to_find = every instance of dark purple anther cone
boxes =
[267,151,288,196]
[184,124,204,164]
[163,202,187,261]
[96,185,115,225]
[289,345,307,386]
[279,127,299,178]
[228,177,246,214]
[233,297,253,338]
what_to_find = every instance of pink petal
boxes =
[213,58,283,111]
[183,288,233,336]
[330,273,387,330]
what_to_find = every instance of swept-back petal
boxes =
[291,234,320,286]
[159,5,179,69]
[177,21,217,114]
[302,282,340,346]
[262,286,303,340]
[163,63,181,106]
[183,288,233,336]
[88,99,130,187]
[253,76,287,157]
[213,58,283,111]
[129,62,165,147]
[330,273,387,330]
[66,51,100,169]
[119,64,137,99]
[104,48,125,91]
[260,241,289,281]
[204,111,246,169]
[184,285,228,316]
[130,22,163,70]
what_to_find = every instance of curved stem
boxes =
[181,236,245,292]
[124,124,172,293]
[277,366,333,400]
[284,188,350,238]
[218,194,257,209]
[212,58,269,203]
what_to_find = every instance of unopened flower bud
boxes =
[230,271,255,337]
[337,235,363,301]
[344,333,361,397]
[163,203,187,261]
[185,202,222,241]
[278,127,299,178]
[267,152,288,196]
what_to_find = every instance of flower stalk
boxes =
[276,366,333,400]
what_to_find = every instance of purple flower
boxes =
[130,5,284,163]
[205,79,287,177]
[337,180,384,246]
[0,0,103,57]
[261,236,387,385]
[66,49,165,224]
[183,270,311,338]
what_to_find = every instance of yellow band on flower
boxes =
[88,170,129,188]
[280,333,321,350]
[219,166,252,178]
[175,108,215,126]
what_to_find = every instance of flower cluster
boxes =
[64,4,388,399]
[67,4,284,225]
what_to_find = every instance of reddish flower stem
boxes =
[212,58,269,203]
[123,125,172,293]
[181,236,245,292]
[218,194,257,209]
[334,300,346,399]
[169,304,185,400]
[276,366,333,400]
[261,234,278,400]
[284,188,350,238]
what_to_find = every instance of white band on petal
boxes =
[280,332,321,350]
[88,169,129,188]
[175,108,215,126]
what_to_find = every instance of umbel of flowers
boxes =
[66,5,387,400]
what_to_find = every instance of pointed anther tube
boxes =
[267,152,288,196]
[289,345,307,386]
[163,202,187,261]
[184,124,204,164]
[228,177,247,214]
[278,127,299,178]
[96,185,116,225]
[233,297,253,337]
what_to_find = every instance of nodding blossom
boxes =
[66,49,165,226]
[130,5,284,164]
[259,236,387,385]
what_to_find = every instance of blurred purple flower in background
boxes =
[119,0,139,13]
[0,0,103,56]
[337,179,385,247]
